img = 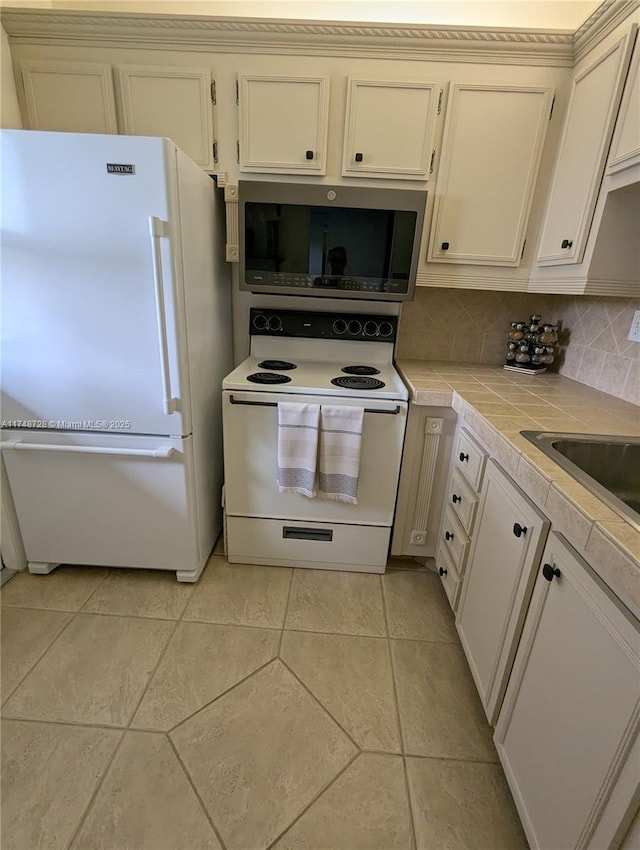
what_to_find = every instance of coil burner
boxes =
[341,365,381,376]
[247,373,292,385]
[331,376,386,390]
[258,360,297,371]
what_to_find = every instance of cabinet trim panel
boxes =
[607,33,640,174]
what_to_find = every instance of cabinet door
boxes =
[427,84,553,266]
[536,30,635,266]
[342,79,441,179]
[20,60,117,134]
[495,533,640,850]
[117,65,215,170]
[456,460,549,724]
[607,36,640,174]
[239,75,329,175]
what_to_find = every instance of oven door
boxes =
[223,391,407,525]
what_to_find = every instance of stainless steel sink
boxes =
[520,431,640,530]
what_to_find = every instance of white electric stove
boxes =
[222,308,408,573]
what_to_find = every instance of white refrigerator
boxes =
[1,130,232,582]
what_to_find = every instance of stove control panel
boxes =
[250,309,397,342]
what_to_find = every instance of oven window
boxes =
[244,202,416,294]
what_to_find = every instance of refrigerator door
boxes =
[1,430,202,576]
[1,130,190,436]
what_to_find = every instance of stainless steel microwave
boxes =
[239,181,427,301]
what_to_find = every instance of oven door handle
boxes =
[228,395,401,415]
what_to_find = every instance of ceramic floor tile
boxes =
[1,719,121,850]
[407,757,528,850]
[391,639,497,761]
[132,622,279,730]
[281,630,400,751]
[71,731,222,850]
[171,659,356,850]
[1,607,71,701]
[183,559,291,628]
[82,568,194,619]
[285,569,386,636]
[273,753,413,850]
[3,614,173,726]
[1,566,108,611]
[382,571,457,642]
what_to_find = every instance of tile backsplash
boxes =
[397,288,639,405]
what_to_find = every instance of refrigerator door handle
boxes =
[149,216,178,415]
[0,441,174,459]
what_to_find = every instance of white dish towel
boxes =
[277,402,320,498]
[318,405,365,505]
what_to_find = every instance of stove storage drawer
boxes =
[226,516,390,573]
[447,468,479,535]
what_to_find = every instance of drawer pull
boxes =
[305,150,314,160]
[452,494,461,504]
[439,566,447,577]
[283,526,333,542]
[513,522,527,538]
[445,531,454,541]
[542,562,561,582]
[459,452,469,462]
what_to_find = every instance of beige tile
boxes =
[1,566,108,612]
[285,570,386,636]
[544,485,593,551]
[82,568,194,619]
[273,754,413,850]
[281,631,400,752]
[515,456,552,509]
[1,608,71,701]
[391,639,496,761]
[586,524,640,616]
[4,614,172,726]
[406,757,528,850]
[470,402,519,415]
[596,521,640,562]
[132,622,279,731]
[184,559,291,628]
[171,660,356,850]
[382,571,457,642]
[552,480,624,524]
[1,719,120,850]
[72,731,222,850]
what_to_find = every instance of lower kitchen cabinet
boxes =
[456,458,549,724]
[494,532,640,850]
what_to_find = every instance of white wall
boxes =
[1,24,22,128]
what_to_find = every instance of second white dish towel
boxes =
[318,405,364,505]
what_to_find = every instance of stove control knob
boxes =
[364,320,378,337]
[379,321,394,338]
[347,320,362,336]
[267,314,283,332]
[333,319,348,335]
[252,313,268,331]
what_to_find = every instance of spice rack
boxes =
[504,314,558,374]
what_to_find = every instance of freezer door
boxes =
[1,431,201,571]
[1,131,191,436]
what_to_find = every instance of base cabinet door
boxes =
[494,532,640,850]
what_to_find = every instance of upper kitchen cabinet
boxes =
[535,29,636,266]
[341,78,442,180]
[607,35,640,175]
[427,84,553,266]
[116,65,216,170]
[19,60,117,134]
[238,75,329,175]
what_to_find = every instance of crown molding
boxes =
[0,8,577,66]
[573,0,640,63]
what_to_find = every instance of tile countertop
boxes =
[396,360,640,620]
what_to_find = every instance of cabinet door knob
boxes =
[441,241,450,250]
[452,494,461,504]
[439,566,447,577]
[354,152,363,162]
[459,452,469,462]
[445,531,454,541]
[542,562,561,582]
[513,522,527,538]
[305,150,314,160]
[561,239,573,249]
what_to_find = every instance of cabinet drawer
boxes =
[441,504,469,574]
[454,427,487,492]
[435,542,460,611]
[448,468,479,535]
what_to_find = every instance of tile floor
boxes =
[1,547,528,850]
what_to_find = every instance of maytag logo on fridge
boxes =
[106,163,135,175]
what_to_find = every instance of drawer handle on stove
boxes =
[229,396,400,415]
[283,526,333,542]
